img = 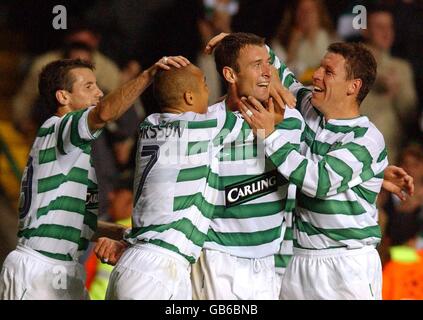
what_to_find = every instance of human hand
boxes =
[94,237,128,266]
[269,68,296,109]
[145,55,190,78]
[382,165,414,201]
[204,32,229,54]
[239,96,276,139]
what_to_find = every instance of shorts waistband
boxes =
[16,244,78,266]
[203,248,275,271]
[293,245,377,258]
[133,242,190,269]
[203,248,275,262]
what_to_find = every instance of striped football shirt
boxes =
[203,101,304,259]
[265,55,389,250]
[268,46,304,274]
[17,107,101,261]
[126,110,246,263]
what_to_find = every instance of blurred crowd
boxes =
[2,0,423,299]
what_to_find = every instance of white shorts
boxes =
[275,271,285,299]
[193,249,279,300]
[0,245,88,300]
[106,243,192,300]
[191,251,205,300]
[281,246,382,300]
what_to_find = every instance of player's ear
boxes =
[347,78,362,97]
[184,91,194,106]
[56,89,70,105]
[223,66,236,84]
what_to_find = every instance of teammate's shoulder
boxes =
[143,113,161,126]
[358,116,386,145]
[189,111,220,125]
[284,107,304,121]
[207,101,225,113]
[36,115,60,137]
[42,114,60,125]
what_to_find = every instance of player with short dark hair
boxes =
[241,41,388,299]
[0,55,188,300]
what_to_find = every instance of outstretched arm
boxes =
[88,56,190,131]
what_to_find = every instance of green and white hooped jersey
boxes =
[203,101,305,259]
[274,183,296,275]
[17,107,101,262]
[268,46,305,274]
[126,109,245,264]
[266,57,389,250]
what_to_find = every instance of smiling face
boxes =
[66,68,104,110]
[233,45,272,102]
[311,52,355,112]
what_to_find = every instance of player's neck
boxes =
[161,104,194,114]
[322,100,360,121]
[55,105,72,117]
[225,92,242,112]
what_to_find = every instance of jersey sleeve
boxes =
[55,107,102,155]
[263,126,389,198]
[274,108,305,153]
